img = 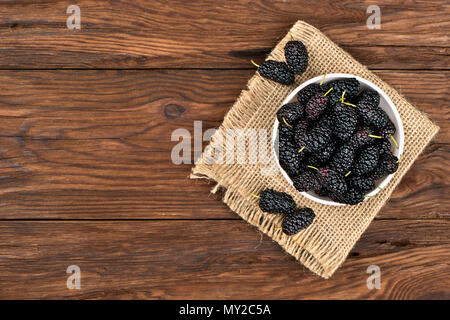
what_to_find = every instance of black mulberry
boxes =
[318,111,334,128]
[284,40,309,75]
[293,119,309,149]
[306,92,329,120]
[316,187,331,197]
[308,139,337,166]
[279,140,302,177]
[293,170,321,192]
[379,119,396,139]
[379,153,399,176]
[357,101,388,129]
[324,78,360,105]
[277,101,304,126]
[347,175,375,193]
[329,144,356,174]
[350,126,376,148]
[278,122,294,148]
[330,187,365,205]
[317,168,348,195]
[353,145,379,175]
[377,138,392,155]
[332,103,358,141]
[258,60,294,85]
[297,124,333,153]
[297,83,322,105]
[358,89,380,107]
[259,189,296,214]
[370,153,399,180]
[282,208,315,235]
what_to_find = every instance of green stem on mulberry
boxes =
[307,165,319,171]
[390,135,399,149]
[377,186,383,190]
[282,117,292,127]
[343,101,356,108]
[251,60,260,68]
[298,145,306,153]
[339,90,346,102]
[320,74,327,86]
[368,134,382,139]
[323,87,333,97]
[364,195,376,198]
[289,31,294,40]
[250,193,260,199]
[345,170,351,177]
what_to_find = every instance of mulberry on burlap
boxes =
[191,21,439,278]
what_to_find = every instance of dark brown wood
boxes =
[0,0,448,69]
[0,70,446,140]
[0,70,447,219]
[0,138,447,220]
[0,220,448,299]
[380,142,449,219]
[0,0,448,300]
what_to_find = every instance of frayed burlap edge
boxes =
[190,21,440,279]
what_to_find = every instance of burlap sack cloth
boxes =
[190,21,439,278]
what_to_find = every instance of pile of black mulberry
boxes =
[276,78,400,205]
[253,37,400,206]
[253,36,309,84]
[257,189,315,235]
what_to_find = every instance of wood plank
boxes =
[380,143,449,219]
[375,70,449,144]
[343,46,449,71]
[0,220,448,299]
[0,70,447,140]
[0,0,448,69]
[0,138,447,220]
[0,70,447,219]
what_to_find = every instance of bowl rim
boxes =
[272,73,404,206]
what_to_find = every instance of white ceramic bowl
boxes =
[272,73,404,206]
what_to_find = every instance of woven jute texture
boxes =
[190,21,439,278]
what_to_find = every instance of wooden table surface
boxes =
[0,0,449,300]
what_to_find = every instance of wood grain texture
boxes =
[0,70,447,219]
[0,220,448,299]
[0,138,447,220]
[0,0,448,69]
[0,70,446,140]
[0,0,448,300]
